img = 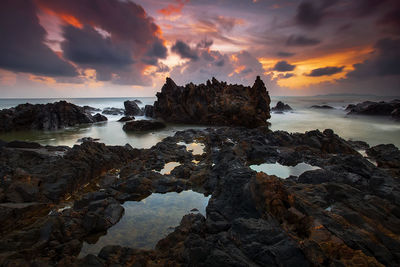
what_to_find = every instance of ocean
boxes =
[0,95,399,148]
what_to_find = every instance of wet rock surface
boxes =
[0,101,105,132]
[122,120,166,132]
[117,116,135,122]
[346,99,400,119]
[153,76,271,128]
[0,126,399,266]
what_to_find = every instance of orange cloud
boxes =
[259,46,374,89]
[158,0,189,16]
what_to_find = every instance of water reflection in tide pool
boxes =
[250,162,320,178]
[79,190,210,257]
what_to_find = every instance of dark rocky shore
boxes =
[0,78,399,266]
[346,99,400,120]
[0,127,399,266]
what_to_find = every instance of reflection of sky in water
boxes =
[79,190,210,257]
[156,162,181,175]
[250,162,320,178]
[177,141,205,155]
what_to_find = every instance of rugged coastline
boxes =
[0,78,399,266]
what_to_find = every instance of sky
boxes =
[0,0,399,97]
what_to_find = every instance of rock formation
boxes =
[122,120,166,132]
[346,100,400,120]
[124,100,143,116]
[0,101,107,132]
[271,101,292,112]
[153,76,271,128]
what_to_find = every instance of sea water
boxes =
[0,95,399,148]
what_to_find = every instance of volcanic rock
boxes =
[0,101,103,132]
[153,76,271,128]
[118,116,135,122]
[346,99,400,117]
[310,105,334,109]
[144,105,154,117]
[123,120,166,132]
[272,101,292,112]
[93,113,108,122]
[102,107,125,115]
[83,106,101,113]
[124,100,143,116]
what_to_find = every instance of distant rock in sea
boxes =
[153,76,271,128]
[0,101,107,132]
[310,105,334,109]
[271,101,292,112]
[102,107,125,115]
[346,100,400,120]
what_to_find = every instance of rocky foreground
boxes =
[0,126,399,266]
[153,77,271,128]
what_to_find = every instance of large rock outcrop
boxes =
[346,100,400,119]
[0,101,107,132]
[153,76,271,128]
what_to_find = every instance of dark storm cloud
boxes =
[215,59,225,67]
[273,61,296,72]
[37,0,160,43]
[353,0,388,17]
[348,38,400,77]
[171,40,199,60]
[286,35,321,46]
[0,0,77,77]
[305,66,344,77]
[377,6,400,35]
[295,0,337,28]
[277,52,295,58]
[197,39,213,49]
[37,0,168,85]
[62,25,133,67]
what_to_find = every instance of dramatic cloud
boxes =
[36,0,168,85]
[158,0,189,16]
[286,35,321,46]
[273,61,296,72]
[295,0,337,28]
[0,0,77,77]
[171,40,199,60]
[277,52,295,58]
[62,25,133,67]
[348,38,400,77]
[278,73,295,79]
[305,66,344,77]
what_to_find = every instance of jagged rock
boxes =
[0,101,103,132]
[102,107,125,115]
[346,100,400,117]
[123,120,166,131]
[117,116,135,122]
[272,101,292,112]
[366,144,400,169]
[77,137,100,143]
[124,100,143,116]
[133,99,142,104]
[144,105,154,117]
[93,113,107,122]
[153,76,271,128]
[310,105,334,109]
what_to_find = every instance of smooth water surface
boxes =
[250,162,320,178]
[177,141,205,155]
[0,95,399,148]
[79,190,210,257]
